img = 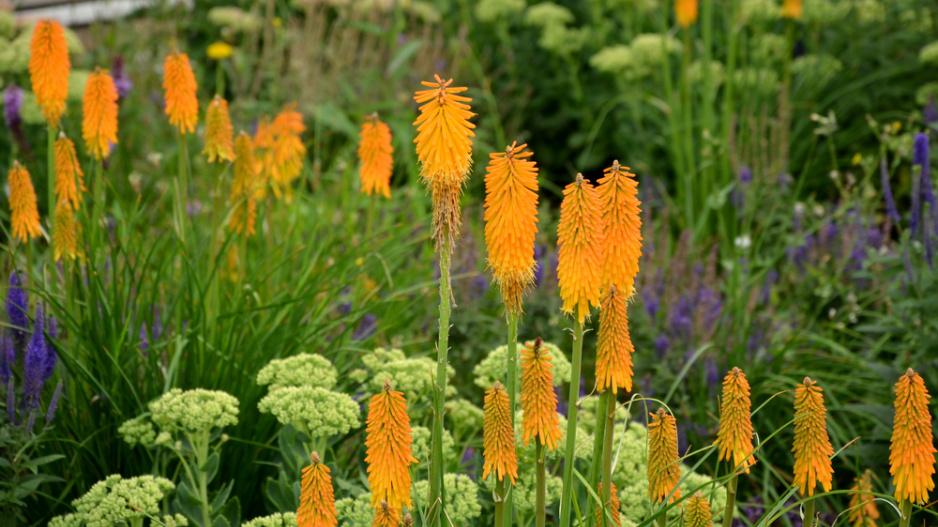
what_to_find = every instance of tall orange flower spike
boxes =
[647,408,682,504]
[889,368,936,505]
[684,492,713,527]
[715,367,756,473]
[557,173,603,323]
[848,469,879,527]
[52,201,79,261]
[358,114,394,199]
[297,452,338,527]
[483,142,539,314]
[483,381,519,484]
[82,68,119,160]
[54,133,85,210]
[29,20,70,128]
[792,377,834,496]
[597,161,642,297]
[675,0,699,28]
[595,286,635,394]
[230,132,259,236]
[595,482,621,527]
[8,162,41,242]
[203,95,235,163]
[365,379,417,509]
[163,50,199,135]
[781,0,802,19]
[520,338,561,450]
[372,501,400,527]
[269,103,306,202]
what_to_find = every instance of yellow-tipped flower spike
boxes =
[594,482,621,527]
[520,338,561,450]
[595,286,635,394]
[647,408,682,504]
[483,142,539,314]
[203,95,235,163]
[8,162,41,242]
[54,133,85,210]
[675,0,699,28]
[297,452,338,527]
[483,381,519,485]
[781,0,802,19]
[889,368,936,505]
[163,50,199,135]
[598,161,642,297]
[82,68,119,160]
[365,380,417,509]
[848,469,879,527]
[372,501,400,527]
[52,200,80,262]
[269,103,306,202]
[29,20,70,128]
[230,132,259,237]
[684,492,713,527]
[715,367,756,473]
[792,377,834,497]
[557,173,603,323]
[358,114,394,199]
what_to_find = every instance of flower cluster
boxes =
[148,388,239,433]
[410,425,455,463]
[258,386,360,439]
[48,475,178,527]
[257,353,338,390]
[243,513,298,527]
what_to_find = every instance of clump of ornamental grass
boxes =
[793,377,834,527]
[8,162,41,243]
[889,369,935,527]
[365,380,417,511]
[358,113,394,199]
[472,341,571,390]
[257,353,338,390]
[29,19,69,128]
[848,469,879,527]
[47,475,180,527]
[297,452,338,527]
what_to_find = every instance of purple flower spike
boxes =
[912,133,933,237]
[23,305,47,409]
[140,322,149,351]
[0,333,12,385]
[352,314,377,342]
[5,379,14,424]
[880,159,901,224]
[7,271,30,348]
[44,381,64,428]
[4,85,29,152]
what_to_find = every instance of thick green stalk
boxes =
[898,500,912,527]
[428,248,453,527]
[495,478,506,527]
[503,313,519,527]
[90,159,105,255]
[559,318,585,527]
[175,132,190,246]
[802,497,815,527]
[46,126,56,280]
[681,30,697,237]
[656,510,667,527]
[721,474,738,527]
[209,162,224,318]
[599,394,615,527]
[536,442,546,527]
[588,390,610,493]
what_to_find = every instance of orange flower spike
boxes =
[848,469,880,527]
[8,162,42,242]
[484,142,540,314]
[365,380,417,509]
[557,173,603,323]
[647,408,682,504]
[781,0,803,19]
[597,161,642,296]
[715,367,756,473]
[54,133,85,210]
[675,0,699,28]
[595,482,621,527]
[230,132,259,236]
[358,114,394,199]
[372,501,400,527]
[203,95,235,163]
[889,368,936,505]
[163,50,199,135]
[82,69,119,160]
[483,381,519,485]
[413,74,476,188]
[52,201,80,261]
[520,338,562,450]
[684,492,714,527]
[792,377,834,497]
[297,452,338,527]
[29,20,70,127]
[595,286,635,394]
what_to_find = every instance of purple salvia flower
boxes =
[705,358,720,394]
[880,158,901,224]
[643,288,660,321]
[6,379,14,424]
[668,295,694,343]
[468,275,488,301]
[7,271,30,348]
[112,55,133,100]
[655,334,670,357]
[3,85,29,152]
[0,332,12,385]
[337,302,352,316]
[42,313,58,383]
[733,166,752,210]
[44,381,63,428]
[352,314,377,341]
[23,305,47,409]
[912,133,932,237]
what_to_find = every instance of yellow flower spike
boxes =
[595,286,635,394]
[889,368,936,505]
[483,381,519,485]
[848,469,879,527]
[203,95,235,163]
[781,0,802,19]
[29,20,70,128]
[792,377,834,497]
[8,162,42,243]
[358,114,394,199]
[54,133,86,210]
[230,132,259,236]
[52,200,80,262]
[365,380,417,509]
[163,50,199,135]
[647,408,682,504]
[297,452,338,527]
[715,367,756,473]
[597,160,642,297]
[269,103,306,202]
[82,68,119,160]
[675,0,699,28]
[684,492,713,527]
[557,173,603,323]
[483,142,540,314]
[372,500,400,527]
[520,338,561,450]
[594,482,621,527]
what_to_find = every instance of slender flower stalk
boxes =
[716,367,755,527]
[793,377,834,527]
[684,492,713,527]
[358,114,394,199]
[29,20,70,128]
[890,369,935,527]
[675,0,698,28]
[297,452,338,527]
[54,134,85,210]
[848,469,879,527]
[365,380,417,510]
[9,162,42,243]
[594,482,621,527]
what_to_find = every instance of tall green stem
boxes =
[802,497,815,527]
[599,394,615,527]
[898,499,913,527]
[588,390,610,495]
[46,126,56,279]
[656,510,667,527]
[721,474,738,527]
[90,159,105,256]
[559,318,585,527]
[175,132,190,246]
[495,478,506,527]
[503,313,519,527]
[536,442,546,527]
[209,162,224,318]
[429,248,453,527]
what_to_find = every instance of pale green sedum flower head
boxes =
[335,494,375,527]
[412,474,481,526]
[243,513,298,527]
[411,425,455,463]
[257,353,338,390]
[362,348,455,403]
[48,475,176,527]
[920,41,938,65]
[258,386,360,438]
[149,388,239,433]
[475,0,526,22]
[118,416,156,447]
[524,2,575,27]
[445,398,484,431]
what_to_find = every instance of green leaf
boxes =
[177,479,203,506]
[386,40,423,78]
[211,516,230,527]
[216,496,240,527]
[202,452,220,485]
[210,479,234,512]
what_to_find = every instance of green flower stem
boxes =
[47,124,55,221]
[656,509,667,527]
[898,499,912,527]
[559,318,584,527]
[588,390,609,497]
[495,478,506,527]
[536,441,546,527]
[802,497,815,527]
[186,431,213,527]
[600,393,615,527]
[429,248,453,527]
[721,0,740,185]
[209,162,224,318]
[90,158,105,256]
[503,312,519,527]
[175,132,190,247]
[721,474,738,527]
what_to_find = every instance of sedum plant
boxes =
[47,475,183,527]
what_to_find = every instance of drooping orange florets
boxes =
[520,338,561,450]
[163,50,199,135]
[483,142,539,314]
[483,381,519,485]
[372,501,400,527]
[595,482,621,527]
[52,201,80,261]
[54,133,85,210]
[781,0,802,19]
[557,174,603,323]
[29,20,70,127]
[848,469,879,527]
[203,95,235,163]
[268,103,306,202]
[8,162,41,242]
[684,492,713,527]
[648,408,682,504]
[230,132,259,236]
[792,377,834,497]
[358,114,394,199]
[597,161,642,297]
[889,368,936,505]
[297,452,338,527]
[715,367,756,473]
[675,0,699,28]
[366,380,417,509]
[82,68,119,160]
[595,286,634,394]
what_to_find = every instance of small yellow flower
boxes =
[207,42,234,61]
[355,257,364,266]
[273,17,283,27]
[893,121,902,132]
[851,153,862,166]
